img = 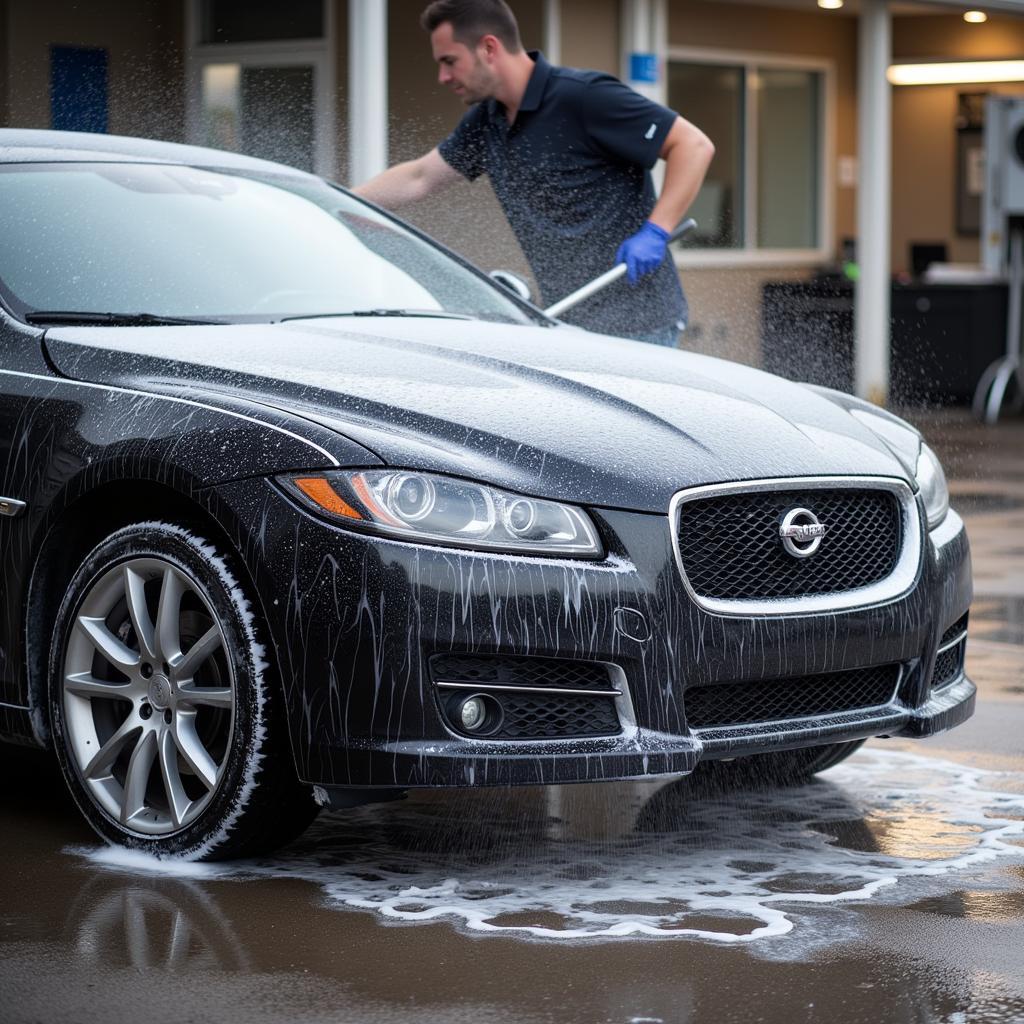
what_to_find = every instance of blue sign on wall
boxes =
[51,46,109,133]
[629,53,659,85]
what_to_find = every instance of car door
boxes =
[0,312,56,706]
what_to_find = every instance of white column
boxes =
[621,0,668,105]
[621,0,668,190]
[543,0,562,67]
[855,0,892,406]
[348,0,388,186]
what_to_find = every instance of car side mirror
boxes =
[489,269,534,304]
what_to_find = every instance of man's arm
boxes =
[648,116,715,234]
[352,148,462,210]
[614,116,715,284]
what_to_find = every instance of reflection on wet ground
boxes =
[67,876,251,973]
[74,750,1024,946]
[908,887,1024,923]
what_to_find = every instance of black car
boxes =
[0,130,973,860]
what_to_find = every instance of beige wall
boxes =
[891,14,1024,271]
[561,0,619,74]
[893,13,1024,62]
[5,0,184,139]
[683,264,808,364]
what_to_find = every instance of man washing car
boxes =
[354,0,714,346]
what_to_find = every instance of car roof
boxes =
[0,128,318,179]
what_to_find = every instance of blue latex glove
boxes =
[615,221,670,285]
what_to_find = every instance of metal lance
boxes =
[544,218,697,320]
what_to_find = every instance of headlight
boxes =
[279,470,604,557]
[915,443,949,529]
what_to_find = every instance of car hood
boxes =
[44,318,921,513]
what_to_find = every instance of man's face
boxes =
[430,22,498,104]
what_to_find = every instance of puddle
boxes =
[72,749,1024,945]
[907,889,1024,922]
[808,814,986,861]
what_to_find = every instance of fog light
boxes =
[460,696,487,732]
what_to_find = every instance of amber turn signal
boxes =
[293,477,364,520]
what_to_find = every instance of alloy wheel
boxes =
[61,557,236,837]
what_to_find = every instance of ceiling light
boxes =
[888,60,1024,86]
[963,10,988,22]
[818,0,844,8]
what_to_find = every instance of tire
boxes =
[695,739,867,791]
[49,521,317,860]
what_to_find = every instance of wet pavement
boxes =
[2,410,1023,1024]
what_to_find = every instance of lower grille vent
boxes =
[685,664,901,730]
[430,654,611,691]
[931,644,965,689]
[430,654,621,740]
[932,614,968,690]
[940,613,969,647]
[490,692,620,739]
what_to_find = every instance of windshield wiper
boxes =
[25,311,225,327]
[279,309,475,322]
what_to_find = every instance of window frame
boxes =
[667,46,835,269]
[184,0,337,178]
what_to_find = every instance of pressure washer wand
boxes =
[543,218,697,320]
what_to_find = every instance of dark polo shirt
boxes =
[438,52,687,337]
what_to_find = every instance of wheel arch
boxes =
[24,478,267,748]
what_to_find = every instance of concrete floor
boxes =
[1,410,1022,1024]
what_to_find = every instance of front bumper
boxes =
[212,480,974,790]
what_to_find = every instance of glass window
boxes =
[0,164,535,326]
[200,0,324,44]
[757,69,820,249]
[201,63,316,172]
[669,62,744,249]
[201,63,240,152]
[669,57,825,253]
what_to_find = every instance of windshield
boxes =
[0,162,536,325]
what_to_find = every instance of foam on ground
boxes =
[71,748,1024,944]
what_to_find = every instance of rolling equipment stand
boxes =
[973,227,1023,424]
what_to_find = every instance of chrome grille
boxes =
[684,664,901,730]
[676,487,902,601]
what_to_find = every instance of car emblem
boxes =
[779,508,827,558]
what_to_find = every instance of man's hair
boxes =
[420,0,523,53]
